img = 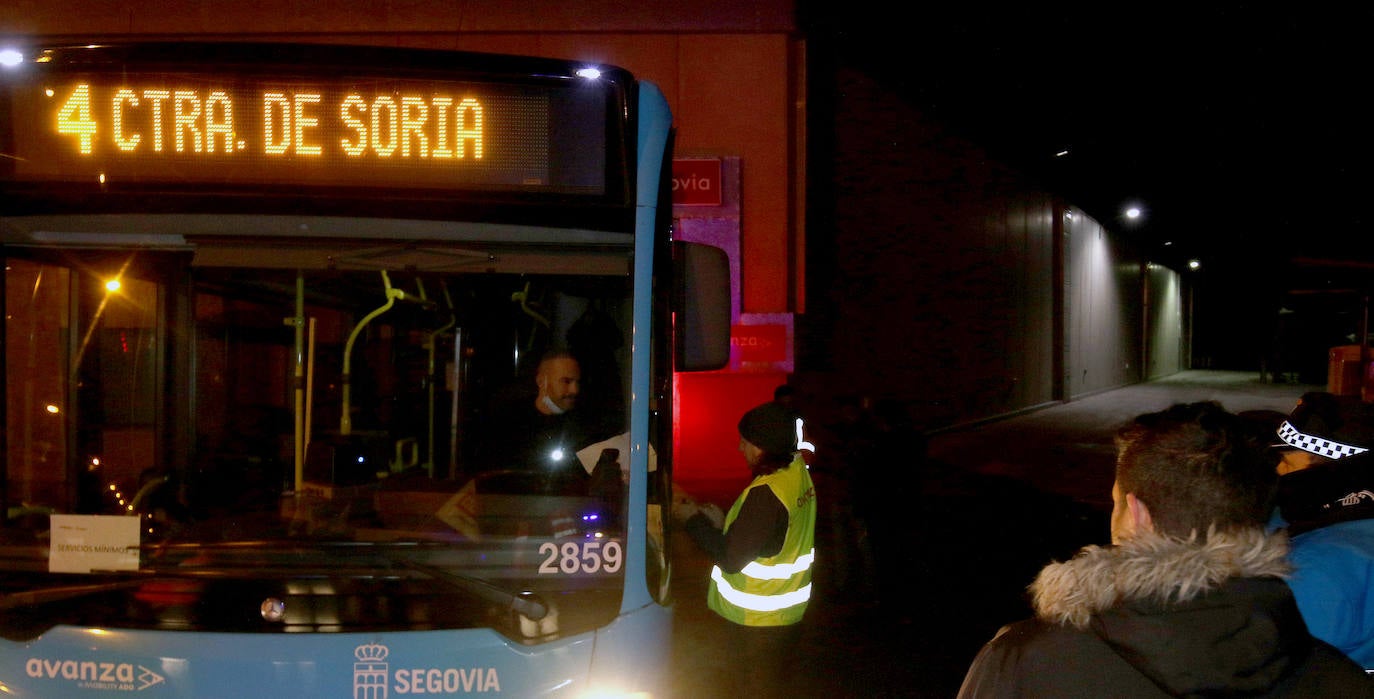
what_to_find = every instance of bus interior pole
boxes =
[342,271,402,436]
[427,283,456,478]
[305,317,316,480]
[292,271,306,491]
[414,277,434,476]
[450,327,464,480]
[0,254,6,522]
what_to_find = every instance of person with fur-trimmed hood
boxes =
[958,402,1372,698]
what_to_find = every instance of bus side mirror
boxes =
[673,241,730,371]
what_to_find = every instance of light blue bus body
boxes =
[8,604,670,696]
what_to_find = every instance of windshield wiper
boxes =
[148,539,551,619]
[0,580,146,611]
[388,556,548,621]
[0,560,548,622]
[0,539,547,619]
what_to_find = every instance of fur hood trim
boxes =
[1030,527,1291,630]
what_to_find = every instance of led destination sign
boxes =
[3,72,609,194]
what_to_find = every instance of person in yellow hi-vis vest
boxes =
[674,400,818,698]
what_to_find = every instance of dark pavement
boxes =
[668,370,1317,698]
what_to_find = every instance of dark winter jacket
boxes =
[958,528,1373,697]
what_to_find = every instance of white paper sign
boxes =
[49,514,141,573]
[576,432,657,479]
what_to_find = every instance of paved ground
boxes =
[668,370,1318,698]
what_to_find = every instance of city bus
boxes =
[0,41,729,697]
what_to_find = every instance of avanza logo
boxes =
[25,657,165,691]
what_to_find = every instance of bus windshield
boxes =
[1,237,641,642]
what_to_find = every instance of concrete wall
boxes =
[1146,263,1184,380]
[808,66,1181,429]
[813,67,1059,426]
[1062,210,1183,395]
[1064,210,1143,398]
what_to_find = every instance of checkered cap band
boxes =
[1277,420,1369,459]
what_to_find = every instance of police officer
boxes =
[1271,391,1374,669]
[674,400,818,698]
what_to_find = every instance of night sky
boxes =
[801,4,1374,274]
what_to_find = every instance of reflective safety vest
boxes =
[708,455,817,626]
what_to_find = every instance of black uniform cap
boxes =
[738,401,797,456]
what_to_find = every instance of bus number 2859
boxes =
[538,540,623,575]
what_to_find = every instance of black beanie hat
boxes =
[1275,391,1374,459]
[738,401,797,456]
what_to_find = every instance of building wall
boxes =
[813,67,1060,428]
[1146,262,1184,380]
[811,66,1179,430]
[1062,210,1184,395]
[1064,211,1143,398]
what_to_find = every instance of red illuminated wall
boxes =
[673,372,788,508]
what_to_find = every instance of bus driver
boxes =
[482,350,593,479]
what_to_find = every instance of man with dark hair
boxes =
[958,402,1371,697]
[1272,391,1374,670]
